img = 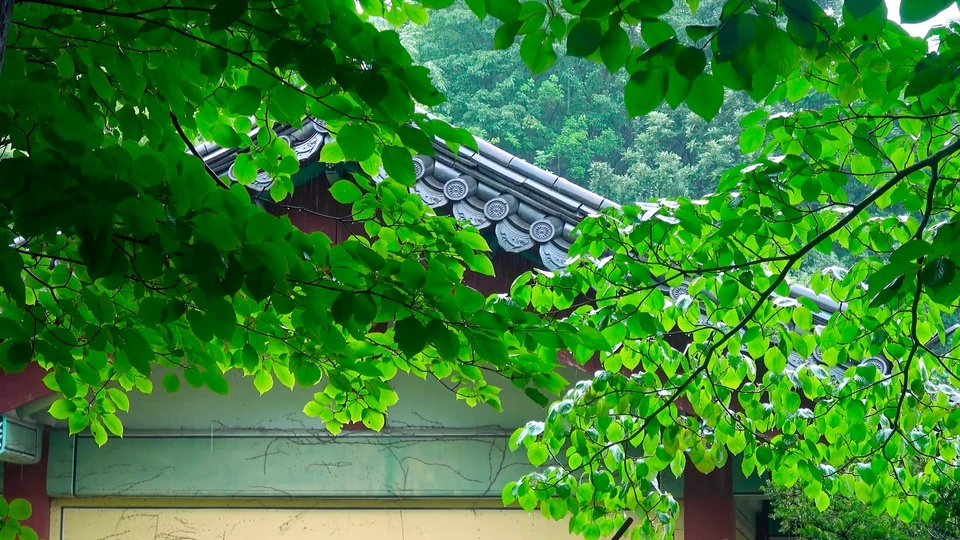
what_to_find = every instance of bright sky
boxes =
[886,0,960,36]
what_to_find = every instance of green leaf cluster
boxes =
[0,497,39,540]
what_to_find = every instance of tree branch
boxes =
[0,0,14,79]
[621,137,960,446]
[170,111,230,190]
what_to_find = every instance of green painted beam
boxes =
[47,430,531,498]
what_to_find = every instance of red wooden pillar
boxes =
[3,428,51,539]
[683,458,736,540]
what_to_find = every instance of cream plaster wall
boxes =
[53,499,687,540]
[53,501,578,540]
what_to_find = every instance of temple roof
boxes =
[196,119,616,272]
[195,119,900,380]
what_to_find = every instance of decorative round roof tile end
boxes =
[413,155,435,180]
[483,195,517,221]
[443,175,477,201]
[668,283,689,302]
[862,356,890,375]
[529,217,562,243]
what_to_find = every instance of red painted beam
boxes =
[684,459,736,540]
[0,363,52,413]
[3,428,51,539]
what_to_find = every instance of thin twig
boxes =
[170,111,230,189]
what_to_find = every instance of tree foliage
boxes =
[767,480,960,540]
[4,1,960,540]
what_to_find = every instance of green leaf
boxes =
[55,367,77,399]
[800,177,820,202]
[395,316,427,357]
[502,482,518,506]
[299,44,336,88]
[488,0,521,21]
[527,441,550,466]
[102,413,124,437]
[119,328,154,376]
[211,0,248,31]
[336,123,377,162]
[686,72,723,120]
[524,387,549,406]
[68,411,90,435]
[0,246,25,307]
[792,306,813,330]
[382,146,415,185]
[494,21,523,49]
[815,491,830,511]
[0,341,33,373]
[131,154,165,187]
[576,326,611,351]
[641,20,676,46]
[400,258,427,288]
[843,0,887,41]
[717,280,739,305]
[520,30,557,74]
[890,239,930,265]
[320,142,346,164]
[625,69,668,117]
[332,291,355,324]
[330,180,363,204]
[56,50,75,78]
[599,25,630,72]
[267,39,299,70]
[106,388,130,412]
[686,25,716,41]
[203,369,230,395]
[739,125,765,153]
[567,19,603,58]
[162,373,180,393]
[228,86,262,116]
[302,0,330,23]
[254,369,274,395]
[48,399,75,420]
[90,419,108,446]
[361,409,386,430]
[922,257,956,289]
[8,499,31,521]
[465,0,487,18]
[845,0,882,19]
[86,66,114,101]
[627,0,673,18]
[548,497,567,520]
[870,275,905,308]
[675,46,706,80]
[209,124,243,148]
[19,526,40,540]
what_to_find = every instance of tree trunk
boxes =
[0,0,13,80]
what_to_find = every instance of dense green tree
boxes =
[767,481,960,540]
[0,1,556,538]
[4,2,960,540]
